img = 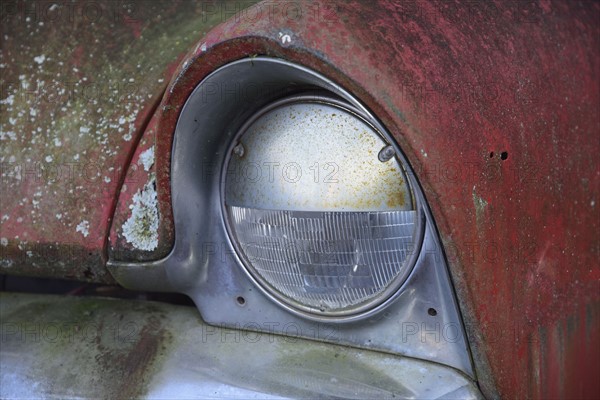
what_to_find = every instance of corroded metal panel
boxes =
[0,1,248,280]
[1,0,598,397]
[141,1,599,397]
[0,292,482,399]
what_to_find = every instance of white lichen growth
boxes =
[0,130,17,140]
[122,175,159,251]
[139,146,155,171]
[76,220,89,237]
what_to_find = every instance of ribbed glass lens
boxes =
[229,206,416,312]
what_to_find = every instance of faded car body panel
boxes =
[1,0,598,398]
[0,292,483,399]
[0,0,252,280]
[126,1,597,398]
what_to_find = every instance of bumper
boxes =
[0,292,482,399]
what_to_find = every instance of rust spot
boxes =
[115,316,171,398]
[386,190,406,208]
[94,313,172,399]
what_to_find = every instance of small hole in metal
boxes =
[500,151,508,160]
[489,152,494,158]
[236,296,246,306]
[428,308,437,316]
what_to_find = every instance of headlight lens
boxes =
[224,95,419,317]
[229,207,416,312]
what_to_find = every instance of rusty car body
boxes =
[1,0,598,398]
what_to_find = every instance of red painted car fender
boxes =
[1,0,597,397]
[110,1,599,398]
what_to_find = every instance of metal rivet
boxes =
[233,143,245,158]
[378,145,395,162]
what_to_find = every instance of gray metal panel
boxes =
[0,293,482,399]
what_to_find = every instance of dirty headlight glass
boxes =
[224,97,419,317]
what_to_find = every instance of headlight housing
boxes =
[223,95,421,317]
[108,56,474,378]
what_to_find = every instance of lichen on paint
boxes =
[139,146,155,172]
[122,174,159,251]
[76,220,90,238]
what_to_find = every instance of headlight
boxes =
[108,57,474,378]
[224,95,419,316]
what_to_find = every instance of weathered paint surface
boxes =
[139,1,598,398]
[1,0,598,398]
[0,1,250,280]
[0,292,482,399]
[108,109,173,262]
[106,1,258,263]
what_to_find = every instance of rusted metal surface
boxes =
[142,1,599,398]
[0,1,250,280]
[0,292,483,399]
[0,292,173,398]
[1,0,598,397]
